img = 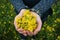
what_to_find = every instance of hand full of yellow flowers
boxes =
[15,10,37,32]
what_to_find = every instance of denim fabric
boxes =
[10,0,54,22]
[10,0,26,13]
[23,0,41,8]
[32,0,55,17]
[10,0,55,15]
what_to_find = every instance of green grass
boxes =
[0,0,60,40]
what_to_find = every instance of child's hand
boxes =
[14,9,28,36]
[33,12,42,35]
[26,11,42,36]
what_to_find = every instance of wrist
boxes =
[30,8,40,14]
[21,6,29,10]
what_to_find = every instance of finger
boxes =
[22,30,27,36]
[17,28,27,36]
[29,31,33,36]
[27,31,33,36]
[19,31,27,36]
[14,19,20,30]
[22,30,27,34]
[33,14,42,35]
[21,30,27,36]
[19,9,26,15]
[18,28,26,34]
[33,23,42,35]
[33,29,40,35]
[23,33,27,36]
[26,31,31,36]
[20,9,26,13]
[18,28,24,32]
[19,31,23,34]
[18,31,27,36]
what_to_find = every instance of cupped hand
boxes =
[32,12,42,35]
[14,9,28,36]
[27,11,42,36]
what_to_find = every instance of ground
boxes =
[0,0,60,40]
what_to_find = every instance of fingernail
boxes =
[24,34,27,36]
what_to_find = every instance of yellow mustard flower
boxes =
[57,36,60,40]
[15,10,37,32]
[47,26,52,32]
[4,21,6,24]
[56,18,60,22]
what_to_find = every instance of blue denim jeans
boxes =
[10,0,53,21]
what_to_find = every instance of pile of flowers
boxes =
[15,10,37,32]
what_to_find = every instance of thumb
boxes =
[33,29,40,35]
[33,21,42,35]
